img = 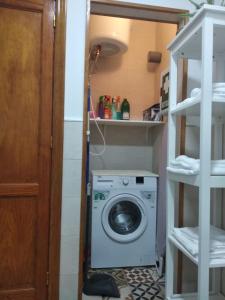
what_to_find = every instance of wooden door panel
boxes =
[0,7,41,183]
[0,289,35,300]
[0,0,44,9]
[0,184,39,197]
[0,1,54,300]
[0,197,36,289]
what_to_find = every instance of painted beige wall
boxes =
[90,17,157,119]
[90,16,177,119]
[154,23,177,102]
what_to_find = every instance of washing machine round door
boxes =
[102,193,147,243]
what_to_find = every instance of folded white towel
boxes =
[167,166,198,175]
[172,226,225,259]
[213,89,225,94]
[173,155,225,167]
[190,85,225,96]
[213,82,225,88]
[175,155,199,171]
[190,88,201,98]
[176,86,225,109]
[176,96,199,107]
[174,226,225,249]
[168,155,225,176]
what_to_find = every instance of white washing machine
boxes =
[91,170,158,268]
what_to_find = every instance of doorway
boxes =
[79,1,188,299]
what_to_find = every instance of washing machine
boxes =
[91,170,158,268]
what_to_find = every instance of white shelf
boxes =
[90,118,164,127]
[167,171,225,188]
[166,5,225,300]
[168,5,225,59]
[171,98,225,118]
[169,235,225,268]
[167,293,225,300]
[169,235,198,265]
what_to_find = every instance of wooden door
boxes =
[0,1,54,299]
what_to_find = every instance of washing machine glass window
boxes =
[102,194,148,243]
[108,201,141,235]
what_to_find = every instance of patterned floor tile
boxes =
[117,286,133,300]
[124,267,165,299]
[148,267,165,284]
[86,266,165,300]
[129,282,164,300]
[124,268,154,284]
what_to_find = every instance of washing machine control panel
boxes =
[119,176,146,187]
[93,174,157,190]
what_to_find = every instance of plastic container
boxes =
[104,95,111,119]
[115,96,121,120]
[111,97,117,120]
[98,96,104,119]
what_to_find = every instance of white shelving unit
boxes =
[166,5,225,300]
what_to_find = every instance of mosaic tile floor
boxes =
[83,266,165,300]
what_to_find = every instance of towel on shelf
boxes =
[172,226,225,259]
[171,155,199,172]
[167,166,198,175]
[189,85,225,97]
[167,155,225,175]
[176,85,225,108]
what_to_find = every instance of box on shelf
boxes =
[143,103,161,121]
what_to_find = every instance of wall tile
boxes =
[60,235,80,275]
[90,145,152,171]
[60,273,78,300]
[90,125,152,146]
[62,159,82,197]
[61,196,81,236]
[64,121,83,160]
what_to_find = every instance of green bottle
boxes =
[121,98,130,120]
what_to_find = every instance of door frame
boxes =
[48,1,67,300]
[78,1,188,299]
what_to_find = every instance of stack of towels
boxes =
[172,226,225,259]
[176,82,225,108]
[167,155,225,175]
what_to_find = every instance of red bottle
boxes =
[104,95,111,119]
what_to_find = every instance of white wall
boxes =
[90,17,158,119]
[60,0,210,299]
[90,125,154,172]
[59,0,87,298]
[64,0,87,120]
[60,120,83,300]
